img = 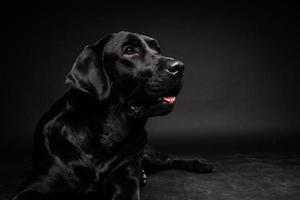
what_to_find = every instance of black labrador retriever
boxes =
[13,31,213,200]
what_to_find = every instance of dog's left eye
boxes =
[124,47,140,56]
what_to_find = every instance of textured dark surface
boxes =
[1,152,300,200]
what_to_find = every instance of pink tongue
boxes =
[162,96,176,103]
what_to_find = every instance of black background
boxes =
[2,1,300,157]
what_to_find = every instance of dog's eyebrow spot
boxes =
[122,34,144,49]
[144,39,161,54]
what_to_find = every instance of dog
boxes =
[13,31,214,200]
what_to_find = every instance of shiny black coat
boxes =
[13,31,213,200]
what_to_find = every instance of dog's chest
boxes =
[99,112,129,151]
[68,112,147,186]
[83,132,146,189]
[85,112,146,159]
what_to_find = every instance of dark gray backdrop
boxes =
[2,2,299,155]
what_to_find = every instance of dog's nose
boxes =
[166,60,184,75]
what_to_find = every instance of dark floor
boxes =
[1,152,300,200]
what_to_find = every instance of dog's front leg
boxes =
[108,164,141,200]
[142,144,214,174]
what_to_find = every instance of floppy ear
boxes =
[65,35,112,100]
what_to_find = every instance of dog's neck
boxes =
[65,89,148,152]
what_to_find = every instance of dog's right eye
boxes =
[124,47,140,56]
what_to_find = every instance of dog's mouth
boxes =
[126,82,182,117]
[128,83,180,107]
[159,96,176,104]
[129,95,176,109]
[127,95,177,118]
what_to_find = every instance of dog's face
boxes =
[66,31,184,118]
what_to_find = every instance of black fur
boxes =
[12,31,213,200]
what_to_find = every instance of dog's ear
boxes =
[65,35,112,100]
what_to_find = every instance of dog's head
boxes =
[66,31,184,118]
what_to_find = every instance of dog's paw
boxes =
[174,158,215,173]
